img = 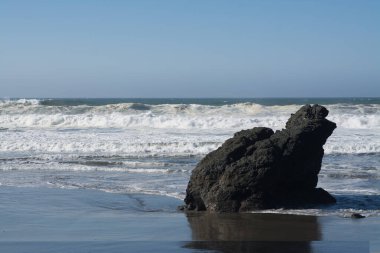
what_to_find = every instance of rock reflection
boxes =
[184,213,321,253]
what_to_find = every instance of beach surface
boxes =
[0,186,378,252]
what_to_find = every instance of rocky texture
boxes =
[184,104,337,212]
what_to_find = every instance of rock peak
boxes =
[286,104,329,129]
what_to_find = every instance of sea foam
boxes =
[0,101,379,130]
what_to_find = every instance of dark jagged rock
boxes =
[351,213,365,219]
[183,104,337,212]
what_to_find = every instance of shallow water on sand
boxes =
[0,186,378,252]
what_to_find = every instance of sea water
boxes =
[0,98,379,216]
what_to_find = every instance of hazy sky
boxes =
[1,0,379,98]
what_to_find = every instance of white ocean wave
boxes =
[0,101,379,130]
[0,113,288,130]
[0,127,379,156]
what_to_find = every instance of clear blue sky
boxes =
[1,0,379,98]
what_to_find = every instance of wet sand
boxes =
[0,186,378,252]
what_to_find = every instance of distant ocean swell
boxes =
[0,99,379,130]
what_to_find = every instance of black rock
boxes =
[351,213,365,219]
[183,104,337,212]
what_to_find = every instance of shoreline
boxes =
[0,186,378,252]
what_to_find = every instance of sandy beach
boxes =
[0,186,378,252]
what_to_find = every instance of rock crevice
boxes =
[184,104,337,212]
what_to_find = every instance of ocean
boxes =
[0,97,379,217]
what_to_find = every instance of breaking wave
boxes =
[0,99,379,130]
